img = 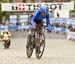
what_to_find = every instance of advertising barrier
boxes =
[67,31,75,40]
[18,25,29,30]
[1,2,74,11]
[0,18,74,34]
[19,15,28,23]
[46,25,68,33]
[50,18,75,25]
[9,15,17,23]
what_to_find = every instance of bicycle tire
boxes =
[26,34,33,58]
[35,33,45,59]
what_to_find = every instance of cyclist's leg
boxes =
[29,24,33,35]
[29,22,37,35]
[40,22,45,33]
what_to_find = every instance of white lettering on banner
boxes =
[1,2,74,11]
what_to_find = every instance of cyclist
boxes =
[28,5,51,54]
[1,28,11,45]
[29,4,51,34]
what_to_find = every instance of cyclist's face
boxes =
[41,12,46,17]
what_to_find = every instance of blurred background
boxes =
[0,0,75,37]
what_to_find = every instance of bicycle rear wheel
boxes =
[35,33,45,59]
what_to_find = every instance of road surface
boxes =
[0,36,75,64]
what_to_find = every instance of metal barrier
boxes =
[0,24,68,33]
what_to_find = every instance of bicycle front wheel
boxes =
[35,33,45,59]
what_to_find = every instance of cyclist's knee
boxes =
[29,27,34,34]
[34,22,37,27]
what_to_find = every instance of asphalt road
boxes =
[0,32,75,64]
[11,31,66,39]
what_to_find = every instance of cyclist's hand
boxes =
[47,24,50,28]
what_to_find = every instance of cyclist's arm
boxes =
[8,32,11,38]
[46,13,50,27]
[31,10,39,27]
